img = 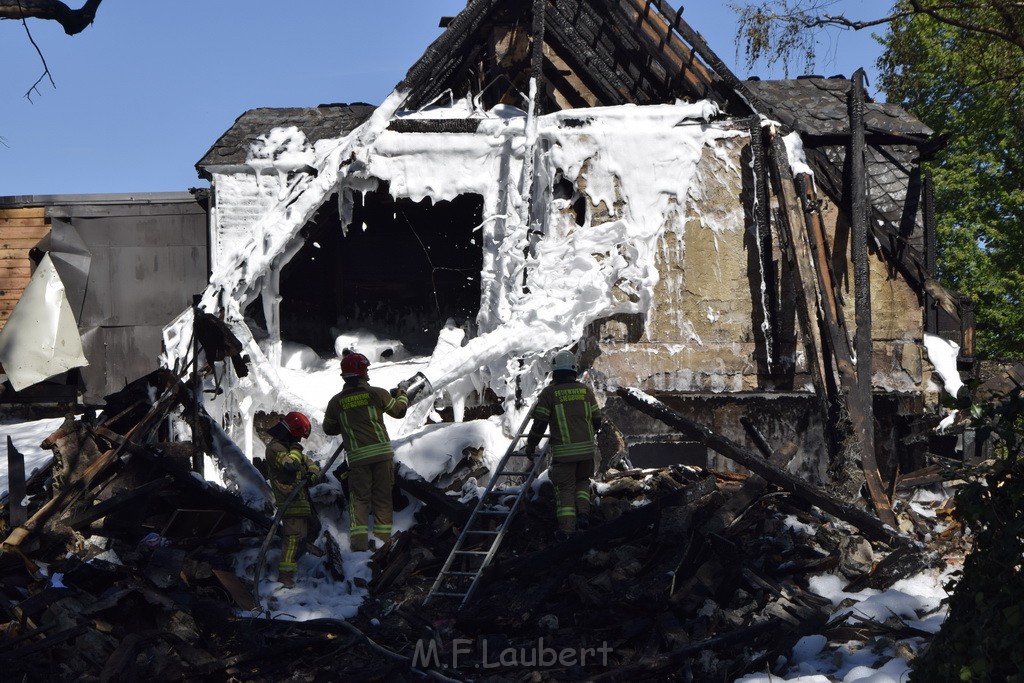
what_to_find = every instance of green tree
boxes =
[733,1,1024,358]
[878,8,1024,359]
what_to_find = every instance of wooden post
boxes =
[191,294,203,474]
[849,70,895,528]
[923,173,938,334]
[7,436,26,528]
[765,136,833,403]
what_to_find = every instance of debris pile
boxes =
[0,377,968,681]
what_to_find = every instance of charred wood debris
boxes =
[0,373,969,682]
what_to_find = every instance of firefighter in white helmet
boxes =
[523,350,602,537]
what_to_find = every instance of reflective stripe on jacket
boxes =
[531,380,601,462]
[266,438,320,516]
[323,379,408,466]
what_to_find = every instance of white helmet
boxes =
[552,350,578,373]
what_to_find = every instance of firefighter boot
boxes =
[279,570,296,588]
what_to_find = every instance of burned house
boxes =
[178,0,971,510]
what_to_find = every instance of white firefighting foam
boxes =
[164,93,748,447]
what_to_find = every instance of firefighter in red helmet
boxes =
[323,351,408,551]
[265,410,320,587]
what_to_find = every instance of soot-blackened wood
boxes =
[626,0,769,114]
[7,436,27,528]
[766,135,835,444]
[495,475,717,579]
[617,387,915,548]
[603,0,716,103]
[848,69,896,529]
[394,472,472,526]
[65,475,174,531]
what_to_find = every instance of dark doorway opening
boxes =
[271,189,485,355]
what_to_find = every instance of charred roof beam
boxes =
[544,7,635,104]
[605,0,722,105]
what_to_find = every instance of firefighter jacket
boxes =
[527,379,602,462]
[323,379,409,467]
[266,438,320,517]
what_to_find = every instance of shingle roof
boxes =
[195,104,377,179]
[744,77,933,138]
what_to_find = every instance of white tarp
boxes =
[0,253,88,391]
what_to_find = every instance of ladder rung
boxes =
[433,592,469,598]
[446,571,480,577]
[476,509,508,515]
[466,530,499,535]
[453,550,490,555]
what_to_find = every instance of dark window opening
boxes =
[627,441,708,469]
[268,189,485,356]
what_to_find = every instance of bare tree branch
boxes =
[20,7,56,102]
[733,0,1024,74]
[0,0,102,36]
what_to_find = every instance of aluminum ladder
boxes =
[423,424,547,609]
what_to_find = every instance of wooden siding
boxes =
[0,207,49,332]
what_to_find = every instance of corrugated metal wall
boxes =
[0,207,49,331]
[0,193,209,406]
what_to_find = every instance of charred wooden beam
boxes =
[849,69,895,528]
[544,5,634,103]
[746,116,778,370]
[1,445,122,549]
[628,0,770,114]
[616,387,915,548]
[394,471,473,526]
[399,0,505,104]
[7,436,26,528]
[530,0,545,114]
[65,475,174,531]
[387,119,481,134]
[603,0,722,105]
[923,172,938,334]
[766,134,836,444]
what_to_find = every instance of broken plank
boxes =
[616,387,915,549]
[212,569,258,611]
[65,475,174,530]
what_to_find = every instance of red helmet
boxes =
[283,411,311,439]
[341,352,370,378]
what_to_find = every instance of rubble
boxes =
[0,377,968,681]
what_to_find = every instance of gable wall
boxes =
[210,172,287,273]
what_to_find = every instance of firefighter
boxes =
[322,352,408,552]
[265,411,320,588]
[523,350,602,537]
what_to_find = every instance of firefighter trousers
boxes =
[549,459,594,532]
[279,515,309,581]
[348,459,394,551]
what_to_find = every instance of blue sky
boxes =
[0,1,885,197]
